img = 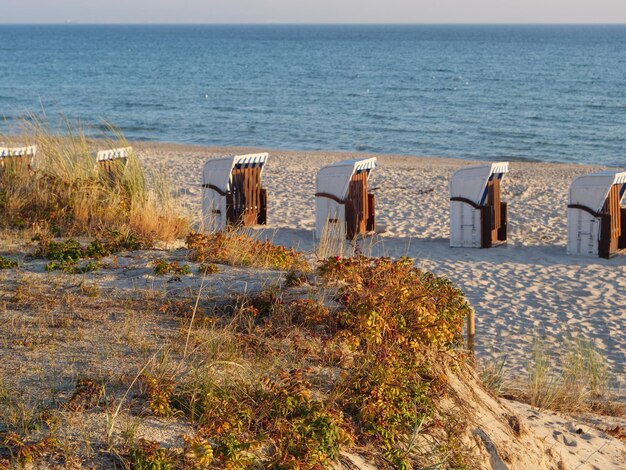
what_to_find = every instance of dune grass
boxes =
[479,332,623,416]
[0,116,188,242]
[525,334,616,413]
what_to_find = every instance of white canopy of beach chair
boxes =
[449,162,509,248]
[567,170,626,257]
[0,145,37,172]
[0,145,37,158]
[201,153,268,232]
[0,145,37,162]
[569,171,626,214]
[449,162,509,207]
[96,146,132,162]
[315,157,377,239]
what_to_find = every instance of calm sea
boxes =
[1,24,625,166]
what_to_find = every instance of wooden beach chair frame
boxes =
[315,157,377,240]
[449,162,509,248]
[96,146,131,184]
[0,145,37,177]
[567,171,626,259]
[202,153,268,231]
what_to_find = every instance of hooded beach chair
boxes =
[567,171,626,258]
[201,153,268,232]
[449,162,509,248]
[0,145,36,177]
[96,146,131,183]
[315,157,377,240]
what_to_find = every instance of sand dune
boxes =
[135,142,626,390]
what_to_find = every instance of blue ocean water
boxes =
[0,24,625,166]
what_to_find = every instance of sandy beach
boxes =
[135,142,626,388]
[3,17,626,469]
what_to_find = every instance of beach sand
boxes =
[135,142,626,389]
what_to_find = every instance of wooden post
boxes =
[467,309,475,354]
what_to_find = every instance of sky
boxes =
[1,0,626,24]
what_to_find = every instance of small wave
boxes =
[122,125,163,133]
[363,112,388,120]
[90,122,163,133]
[584,103,626,111]
[0,96,19,103]
[211,106,236,112]
[500,154,545,163]
[114,100,177,111]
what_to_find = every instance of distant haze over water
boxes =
[1,24,625,166]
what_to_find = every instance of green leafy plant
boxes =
[153,259,191,276]
[45,259,101,274]
[0,256,18,269]
[141,375,175,417]
[182,434,213,468]
[128,439,176,470]
[36,232,150,274]
[284,270,308,287]
[198,263,219,275]
[128,254,474,468]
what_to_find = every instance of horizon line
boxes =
[2,22,626,26]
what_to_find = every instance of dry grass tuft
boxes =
[186,230,310,272]
[0,116,188,241]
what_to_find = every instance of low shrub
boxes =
[0,434,57,467]
[63,378,106,412]
[284,270,308,287]
[318,255,471,466]
[152,259,190,276]
[36,232,150,274]
[128,439,177,470]
[0,256,18,270]
[319,256,470,348]
[142,370,347,469]
[198,263,219,275]
[46,259,101,274]
[35,230,149,258]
